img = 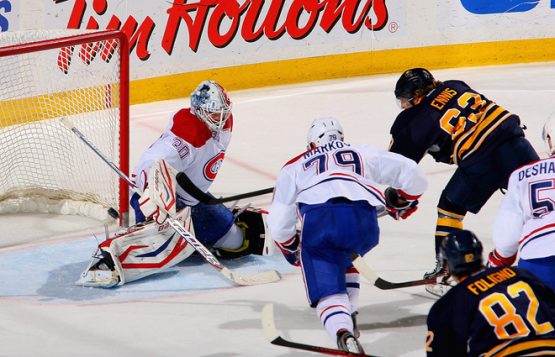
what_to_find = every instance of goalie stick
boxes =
[176,171,273,204]
[261,304,379,357]
[61,117,281,286]
[352,254,437,289]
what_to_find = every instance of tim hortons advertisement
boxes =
[7,1,555,82]
[21,0,393,79]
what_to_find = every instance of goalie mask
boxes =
[191,80,232,132]
[307,117,344,149]
[542,113,555,156]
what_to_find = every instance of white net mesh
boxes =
[0,30,126,221]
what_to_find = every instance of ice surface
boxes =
[1,62,554,356]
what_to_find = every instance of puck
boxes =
[107,207,119,219]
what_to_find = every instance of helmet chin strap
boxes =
[412,96,424,105]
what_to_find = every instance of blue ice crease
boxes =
[0,239,295,304]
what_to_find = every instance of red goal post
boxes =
[0,29,129,225]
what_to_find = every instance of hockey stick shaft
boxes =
[176,171,273,204]
[61,117,280,286]
[262,304,379,357]
[61,117,136,188]
[350,208,436,289]
[352,254,436,289]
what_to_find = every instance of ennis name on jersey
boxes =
[389,80,523,167]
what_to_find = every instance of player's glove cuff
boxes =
[384,187,420,220]
[275,231,301,266]
[487,249,516,268]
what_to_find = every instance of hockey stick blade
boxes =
[167,217,281,286]
[374,277,436,290]
[262,304,379,357]
[352,255,436,290]
[176,172,273,204]
[220,267,281,286]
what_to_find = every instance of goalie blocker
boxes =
[77,206,273,288]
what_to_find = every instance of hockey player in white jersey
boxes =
[267,117,428,354]
[77,80,268,287]
[488,115,555,291]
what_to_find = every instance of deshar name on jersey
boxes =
[518,161,555,181]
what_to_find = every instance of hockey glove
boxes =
[384,187,419,220]
[275,231,301,266]
[138,160,178,225]
[487,249,517,268]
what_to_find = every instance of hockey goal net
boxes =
[0,29,129,223]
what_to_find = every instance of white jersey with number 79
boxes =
[268,141,428,243]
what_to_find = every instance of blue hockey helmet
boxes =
[394,68,435,103]
[439,230,483,276]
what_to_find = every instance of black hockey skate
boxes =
[90,249,117,271]
[424,256,456,297]
[76,248,120,288]
[423,256,445,280]
[337,329,365,355]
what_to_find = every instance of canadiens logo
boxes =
[204,151,225,181]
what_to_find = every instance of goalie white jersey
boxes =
[132,108,233,205]
[268,141,428,243]
[493,157,555,260]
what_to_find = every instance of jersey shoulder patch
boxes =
[283,150,311,168]
[170,109,212,148]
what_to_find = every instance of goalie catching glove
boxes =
[139,159,178,225]
[384,187,419,220]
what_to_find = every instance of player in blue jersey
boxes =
[426,230,555,356]
[388,68,539,285]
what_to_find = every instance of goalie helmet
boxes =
[542,113,555,156]
[439,229,483,276]
[394,68,435,105]
[190,80,232,132]
[307,117,344,148]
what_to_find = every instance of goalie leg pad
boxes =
[77,208,195,287]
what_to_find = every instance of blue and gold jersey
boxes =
[426,267,555,356]
[389,80,524,167]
